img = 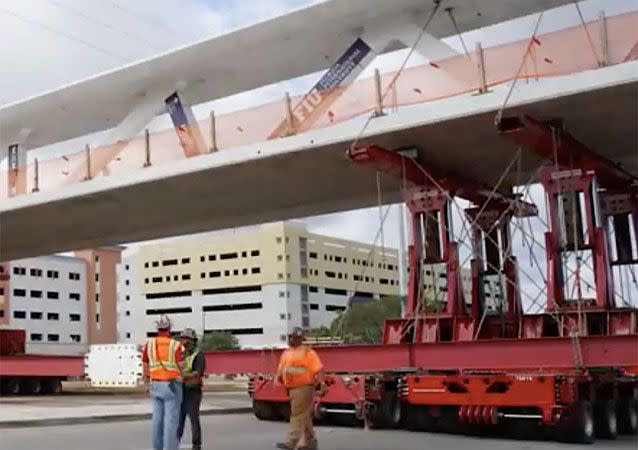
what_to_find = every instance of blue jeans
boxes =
[150,380,183,450]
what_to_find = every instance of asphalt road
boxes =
[1,413,636,450]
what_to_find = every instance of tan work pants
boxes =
[286,385,316,448]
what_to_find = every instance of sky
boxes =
[1,0,636,309]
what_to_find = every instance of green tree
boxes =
[198,331,240,351]
[330,296,402,344]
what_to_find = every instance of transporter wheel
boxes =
[402,404,434,432]
[253,400,277,421]
[21,377,42,395]
[367,390,401,429]
[41,378,63,395]
[1,377,21,395]
[617,398,638,434]
[594,399,617,439]
[562,400,594,444]
[275,402,291,421]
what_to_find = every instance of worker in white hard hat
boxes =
[142,315,184,450]
[275,327,326,450]
[177,328,206,450]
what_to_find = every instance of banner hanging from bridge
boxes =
[165,92,207,157]
[269,37,374,138]
[7,144,26,197]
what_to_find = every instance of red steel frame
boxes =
[237,116,638,434]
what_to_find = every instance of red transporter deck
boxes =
[204,334,638,375]
[0,355,85,377]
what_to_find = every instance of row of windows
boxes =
[307,252,395,271]
[13,311,82,321]
[144,267,262,285]
[12,267,82,280]
[30,333,81,342]
[12,289,81,300]
[143,250,261,269]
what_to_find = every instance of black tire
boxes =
[617,398,638,434]
[275,402,291,421]
[41,378,63,395]
[253,400,277,421]
[21,377,42,395]
[562,400,594,444]
[402,404,434,431]
[367,390,401,429]
[594,399,617,439]
[1,377,21,395]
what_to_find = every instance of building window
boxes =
[126,295,130,301]
[152,277,162,283]
[224,270,230,276]
[47,291,59,300]
[325,271,336,278]
[280,313,286,320]
[145,278,149,284]
[126,332,131,339]
[125,311,130,316]
[70,314,81,322]
[251,250,260,257]
[13,267,26,275]
[70,334,81,342]
[208,255,216,261]
[46,270,59,279]
[309,252,318,259]
[278,273,283,279]
[125,280,130,286]
[280,335,287,342]
[326,305,347,312]
[145,262,149,268]
[47,334,60,342]
[309,286,318,293]
[96,313,100,323]
[233,269,239,276]
[279,291,285,298]
[277,255,283,261]
[220,252,238,260]
[47,312,59,320]
[125,265,130,270]
[162,259,178,266]
[69,272,80,280]
[152,261,159,267]
[200,256,205,262]
[30,311,43,320]
[276,237,282,244]
[242,268,248,275]
[242,251,247,258]
[251,267,261,274]
[13,288,26,297]
[30,268,39,276]
[70,293,81,301]
[181,257,191,264]
[209,271,221,278]
[310,304,319,310]
[95,293,100,303]
[30,333,42,342]
[13,311,26,319]
[95,273,99,282]
[173,275,178,281]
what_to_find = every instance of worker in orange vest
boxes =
[142,316,184,450]
[275,327,326,450]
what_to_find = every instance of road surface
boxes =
[1,413,636,450]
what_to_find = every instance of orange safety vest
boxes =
[146,336,182,381]
[278,346,322,389]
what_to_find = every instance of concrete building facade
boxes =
[0,249,122,354]
[117,222,401,348]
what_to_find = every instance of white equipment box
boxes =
[85,344,143,387]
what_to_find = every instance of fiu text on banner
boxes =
[269,38,374,138]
